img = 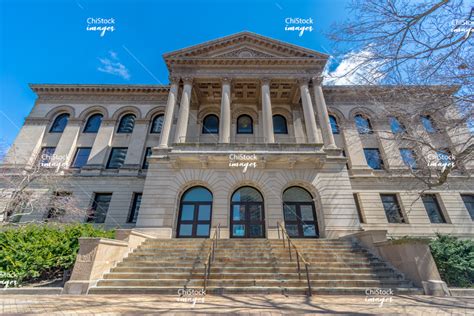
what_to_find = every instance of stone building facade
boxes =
[2,32,473,239]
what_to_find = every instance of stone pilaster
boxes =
[341,119,369,169]
[260,78,275,143]
[174,77,193,143]
[298,78,321,143]
[122,119,149,170]
[312,76,336,149]
[54,119,83,167]
[219,78,231,143]
[159,77,180,148]
[86,119,115,168]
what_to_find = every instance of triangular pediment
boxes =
[163,31,328,60]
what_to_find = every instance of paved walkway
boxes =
[1,294,472,315]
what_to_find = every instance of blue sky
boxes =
[0,0,352,149]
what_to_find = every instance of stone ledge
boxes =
[0,287,62,295]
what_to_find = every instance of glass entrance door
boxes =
[282,187,319,238]
[230,187,265,238]
[177,186,212,238]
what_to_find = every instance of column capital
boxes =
[182,77,194,85]
[297,77,311,86]
[260,77,271,86]
[312,76,324,86]
[168,76,180,85]
[221,77,232,85]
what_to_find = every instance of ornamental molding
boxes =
[37,94,168,103]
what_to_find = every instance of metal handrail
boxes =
[277,221,312,296]
[203,224,220,291]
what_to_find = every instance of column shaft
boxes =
[174,79,193,143]
[261,80,275,143]
[219,79,231,143]
[299,80,320,143]
[159,79,179,148]
[312,78,336,148]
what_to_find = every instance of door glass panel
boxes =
[181,205,194,220]
[285,224,298,237]
[283,205,297,221]
[232,205,245,221]
[196,224,210,236]
[232,224,245,237]
[198,205,211,220]
[249,224,263,237]
[249,204,262,221]
[300,205,314,221]
[303,224,317,237]
[179,224,193,236]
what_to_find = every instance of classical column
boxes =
[174,77,193,143]
[219,78,231,143]
[298,78,321,143]
[312,76,336,149]
[54,119,82,167]
[261,78,275,143]
[158,77,180,148]
[123,119,149,169]
[86,119,115,167]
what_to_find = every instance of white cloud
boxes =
[324,48,385,85]
[97,51,130,80]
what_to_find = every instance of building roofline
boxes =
[29,83,170,94]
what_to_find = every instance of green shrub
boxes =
[430,234,474,288]
[0,223,114,286]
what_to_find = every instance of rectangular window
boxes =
[71,147,91,168]
[128,193,142,223]
[142,147,152,170]
[422,194,446,223]
[461,194,474,220]
[47,191,72,220]
[400,148,417,169]
[380,194,405,223]
[37,147,56,167]
[353,193,365,224]
[364,148,384,170]
[106,147,127,169]
[88,193,112,223]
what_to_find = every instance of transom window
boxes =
[83,114,103,133]
[177,186,213,238]
[389,117,406,134]
[237,115,253,134]
[329,115,339,134]
[272,115,288,134]
[202,114,219,134]
[355,114,373,134]
[49,113,69,133]
[117,114,135,133]
[150,114,164,133]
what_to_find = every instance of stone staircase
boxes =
[88,238,423,295]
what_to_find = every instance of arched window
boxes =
[177,186,213,238]
[355,114,373,134]
[117,114,135,133]
[421,115,437,133]
[389,117,406,134]
[231,186,265,238]
[236,115,253,134]
[272,115,288,134]
[329,115,339,134]
[83,114,103,133]
[202,114,219,134]
[49,113,69,133]
[150,114,164,133]
[283,187,318,238]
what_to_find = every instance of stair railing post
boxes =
[288,239,292,261]
[296,253,301,280]
[204,262,208,291]
[305,263,312,296]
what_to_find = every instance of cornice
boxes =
[30,84,170,95]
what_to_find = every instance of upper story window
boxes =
[106,147,128,169]
[117,114,135,133]
[88,193,112,223]
[329,115,339,134]
[71,147,91,168]
[389,117,406,134]
[142,147,152,170]
[422,194,446,223]
[237,115,253,134]
[202,114,219,134]
[364,148,384,170]
[437,149,454,167]
[355,114,373,134]
[421,115,437,133]
[37,147,56,167]
[400,148,417,169]
[150,114,164,133]
[49,113,69,133]
[83,114,103,133]
[380,194,405,223]
[461,194,474,220]
[272,115,288,134]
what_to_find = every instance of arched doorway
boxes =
[230,186,265,238]
[177,186,212,238]
[282,187,318,238]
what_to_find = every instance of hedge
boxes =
[0,223,114,287]
[430,234,474,288]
